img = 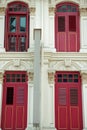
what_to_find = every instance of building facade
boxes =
[0,0,87,130]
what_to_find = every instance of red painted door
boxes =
[1,72,28,130]
[55,72,83,130]
[55,3,80,52]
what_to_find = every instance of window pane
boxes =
[6,74,10,82]
[9,4,27,12]
[58,16,65,32]
[10,17,16,32]
[6,87,14,105]
[20,17,26,32]
[69,16,76,31]
[18,36,26,52]
[22,74,26,82]
[57,4,77,12]
[9,36,16,51]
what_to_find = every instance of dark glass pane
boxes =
[68,74,73,78]
[10,17,16,32]
[74,79,78,82]
[67,5,71,12]
[57,5,67,12]
[58,16,65,32]
[69,16,76,31]
[12,74,15,82]
[74,74,78,78]
[18,36,26,52]
[9,8,13,11]
[58,79,62,82]
[57,4,77,12]
[9,36,16,51]
[67,5,77,12]
[9,4,27,12]
[16,74,20,82]
[72,6,77,12]
[70,88,78,106]
[68,79,73,82]
[63,74,67,78]
[6,74,10,82]
[58,74,62,78]
[63,79,67,82]
[22,74,26,82]
[20,17,26,32]
[6,87,14,105]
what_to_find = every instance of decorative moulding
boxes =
[80,8,87,16]
[0,7,5,14]
[30,7,36,16]
[48,70,55,84]
[49,7,55,15]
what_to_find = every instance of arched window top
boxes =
[8,2,28,12]
[56,3,78,12]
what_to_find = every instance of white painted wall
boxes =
[80,17,87,52]
[82,84,87,130]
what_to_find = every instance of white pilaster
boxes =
[47,71,56,130]
[42,0,49,49]
[49,7,56,52]
[35,0,42,28]
[26,72,34,130]
[41,59,56,130]
[29,16,35,50]
[0,16,5,52]
[80,16,87,52]
[81,71,87,130]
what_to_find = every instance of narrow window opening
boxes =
[6,87,14,105]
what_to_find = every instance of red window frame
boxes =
[55,71,83,130]
[55,2,80,52]
[5,1,29,52]
[1,71,28,130]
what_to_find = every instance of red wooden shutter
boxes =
[68,15,77,51]
[58,87,68,129]
[16,87,25,129]
[57,16,66,51]
[70,88,80,129]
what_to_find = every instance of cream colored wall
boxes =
[0,0,87,130]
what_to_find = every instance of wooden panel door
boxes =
[55,72,83,130]
[68,14,79,52]
[1,72,28,130]
[56,15,67,51]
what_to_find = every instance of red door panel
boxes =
[57,33,66,51]
[16,106,24,129]
[1,72,28,130]
[58,107,68,129]
[4,106,13,129]
[55,72,83,130]
[70,107,80,129]
[68,33,77,51]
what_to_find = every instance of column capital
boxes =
[0,70,4,84]
[27,70,34,84]
[80,8,87,16]
[80,70,87,84]
[48,70,55,84]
